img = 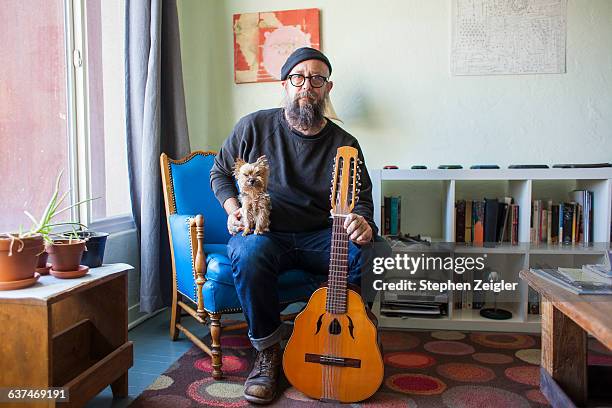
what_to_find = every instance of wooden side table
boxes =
[0,264,134,408]
[520,269,612,408]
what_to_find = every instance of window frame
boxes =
[64,0,134,233]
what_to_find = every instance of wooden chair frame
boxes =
[160,151,298,379]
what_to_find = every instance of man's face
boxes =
[282,59,333,105]
[281,59,333,130]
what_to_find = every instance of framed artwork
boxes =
[233,8,320,84]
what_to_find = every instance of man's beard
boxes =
[283,90,328,131]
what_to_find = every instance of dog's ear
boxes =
[233,157,246,177]
[255,155,268,167]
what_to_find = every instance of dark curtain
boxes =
[125,0,190,313]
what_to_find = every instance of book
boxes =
[509,204,519,245]
[497,198,511,243]
[473,201,484,244]
[383,196,391,235]
[531,268,612,295]
[583,249,612,279]
[465,200,473,243]
[551,204,559,244]
[562,203,574,244]
[390,196,399,235]
[455,200,466,243]
[484,198,499,244]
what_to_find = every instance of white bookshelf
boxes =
[370,168,612,332]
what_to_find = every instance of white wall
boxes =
[178,0,612,168]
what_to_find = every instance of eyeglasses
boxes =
[287,74,328,88]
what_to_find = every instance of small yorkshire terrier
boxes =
[233,155,271,235]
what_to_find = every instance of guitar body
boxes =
[283,287,384,402]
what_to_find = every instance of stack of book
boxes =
[530,190,593,245]
[455,197,518,244]
[530,267,612,295]
[380,278,448,318]
[382,196,402,236]
[583,249,612,278]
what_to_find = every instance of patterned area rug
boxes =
[130,329,612,407]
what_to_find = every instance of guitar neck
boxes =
[326,215,349,314]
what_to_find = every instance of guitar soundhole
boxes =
[329,318,341,335]
[315,314,324,334]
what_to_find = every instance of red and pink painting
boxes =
[233,8,320,84]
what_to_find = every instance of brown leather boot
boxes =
[244,343,281,404]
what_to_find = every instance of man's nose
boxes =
[301,77,313,90]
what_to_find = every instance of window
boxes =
[0,0,132,234]
[84,0,131,223]
[0,0,70,232]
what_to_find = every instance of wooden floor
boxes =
[86,310,213,407]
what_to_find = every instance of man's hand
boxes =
[227,208,244,235]
[344,213,372,245]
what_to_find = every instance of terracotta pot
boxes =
[36,251,49,268]
[0,234,44,282]
[46,239,87,272]
[61,231,108,267]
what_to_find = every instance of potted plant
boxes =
[46,230,89,277]
[0,170,94,288]
[0,231,45,290]
[60,230,109,268]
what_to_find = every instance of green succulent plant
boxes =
[1,170,98,255]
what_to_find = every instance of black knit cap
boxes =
[280,47,332,80]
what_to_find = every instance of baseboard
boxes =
[128,303,167,330]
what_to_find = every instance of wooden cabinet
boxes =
[0,264,134,408]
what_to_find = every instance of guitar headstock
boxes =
[330,146,362,216]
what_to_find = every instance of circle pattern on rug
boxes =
[384,352,436,369]
[505,366,540,386]
[424,340,475,355]
[194,355,248,374]
[442,385,530,408]
[436,363,495,383]
[470,333,535,349]
[515,349,540,365]
[147,375,174,390]
[220,334,252,349]
[525,389,549,404]
[386,373,447,395]
[187,376,248,407]
[472,352,514,365]
[379,331,420,350]
[350,392,417,408]
[431,330,466,340]
[132,395,193,408]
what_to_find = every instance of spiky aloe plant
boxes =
[22,170,96,243]
[1,170,98,255]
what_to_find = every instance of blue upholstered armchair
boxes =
[160,151,325,379]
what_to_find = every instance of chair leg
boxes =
[170,291,181,341]
[210,313,223,379]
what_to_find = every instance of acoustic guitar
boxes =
[282,146,384,403]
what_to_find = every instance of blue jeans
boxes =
[228,228,371,351]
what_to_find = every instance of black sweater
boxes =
[210,108,377,235]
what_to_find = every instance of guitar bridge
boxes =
[305,353,361,368]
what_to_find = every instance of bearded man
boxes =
[210,47,377,404]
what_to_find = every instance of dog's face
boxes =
[234,155,269,193]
